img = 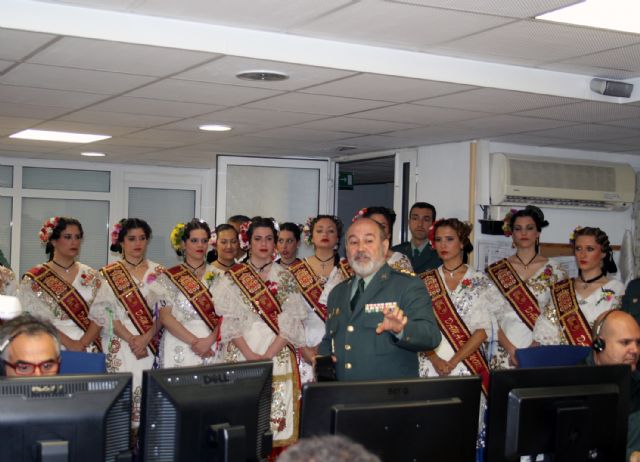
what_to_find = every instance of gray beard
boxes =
[349,255,385,278]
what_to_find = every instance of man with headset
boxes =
[586,310,640,462]
[0,313,61,377]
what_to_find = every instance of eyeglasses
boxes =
[4,358,60,376]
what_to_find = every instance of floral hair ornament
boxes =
[302,217,314,246]
[39,216,60,244]
[110,222,122,246]
[501,208,519,237]
[238,221,250,251]
[352,207,367,223]
[427,219,445,248]
[170,223,186,252]
[569,226,584,244]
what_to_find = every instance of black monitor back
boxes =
[301,375,481,462]
[0,372,132,462]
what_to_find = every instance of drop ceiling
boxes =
[0,0,639,167]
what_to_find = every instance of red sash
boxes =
[288,259,327,322]
[101,261,159,355]
[486,259,541,331]
[551,279,592,346]
[338,258,354,280]
[420,269,490,396]
[165,264,221,332]
[25,265,102,352]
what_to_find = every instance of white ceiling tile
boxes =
[415,88,578,113]
[246,127,358,142]
[606,136,640,147]
[301,74,474,102]
[553,43,640,74]
[0,102,70,119]
[335,134,417,150]
[56,144,157,156]
[524,124,640,141]
[128,79,284,106]
[385,0,579,18]
[451,114,576,133]
[175,56,355,91]
[546,141,637,152]
[516,101,640,123]
[488,133,572,146]
[244,93,392,116]
[0,139,69,152]
[29,36,216,76]
[123,128,224,144]
[294,1,511,48]
[89,96,226,118]
[93,136,187,149]
[0,84,106,108]
[602,119,640,130]
[0,60,15,73]
[0,116,42,130]
[349,103,489,124]
[0,28,57,61]
[58,110,178,128]
[440,20,640,64]
[293,117,421,135]
[538,62,639,80]
[1,63,155,94]
[33,120,138,136]
[193,107,327,126]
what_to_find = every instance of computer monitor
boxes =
[139,360,273,462]
[300,375,481,462]
[0,372,132,462]
[487,364,630,462]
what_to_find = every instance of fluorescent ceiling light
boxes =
[198,124,232,132]
[81,152,106,157]
[9,129,111,143]
[537,0,640,34]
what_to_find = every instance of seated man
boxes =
[0,313,61,377]
[586,310,640,462]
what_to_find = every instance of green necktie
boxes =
[350,278,365,312]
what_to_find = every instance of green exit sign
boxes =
[339,172,353,190]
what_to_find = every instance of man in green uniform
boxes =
[391,202,440,274]
[318,217,441,381]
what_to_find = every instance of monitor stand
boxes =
[551,405,590,462]
[38,440,68,462]
[208,423,247,462]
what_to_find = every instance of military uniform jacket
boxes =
[392,241,441,275]
[622,279,640,328]
[318,263,441,381]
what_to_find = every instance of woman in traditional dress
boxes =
[276,222,302,268]
[90,218,163,431]
[211,223,241,272]
[156,219,222,368]
[0,261,17,297]
[19,216,102,352]
[214,216,307,452]
[486,206,567,368]
[358,206,413,272]
[418,219,506,460]
[533,226,623,346]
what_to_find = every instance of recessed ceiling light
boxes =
[537,0,640,34]
[81,152,106,157]
[198,124,232,132]
[236,70,289,82]
[9,129,111,143]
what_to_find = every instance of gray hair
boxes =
[347,217,388,242]
[0,313,61,361]
[278,435,381,462]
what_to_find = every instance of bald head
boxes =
[593,310,640,371]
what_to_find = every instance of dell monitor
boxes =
[487,364,630,462]
[301,375,481,462]
[0,372,132,462]
[139,360,273,462]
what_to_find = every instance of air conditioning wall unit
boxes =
[490,153,636,211]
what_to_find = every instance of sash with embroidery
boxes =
[25,265,102,352]
[101,261,159,355]
[551,278,592,347]
[338,258,354,280]
[486,259,541,331]
[229,263,292,349]
[420,269,490,396]
[288,259,327,322]
[165,264,222,332]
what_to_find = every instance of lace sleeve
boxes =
[532,301,563,345]
[0,267,16,296]
[480,280,511,340]
[278,291,309,347]
[89,276,126,327]
[319,267,345,305]
[211,274,256,343]
[17,277,56,323]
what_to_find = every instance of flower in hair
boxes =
[569,226,583,244]
[427,219,444,248]
[352,207,367,223]
[38,216,60,244]
[170,223,186,252]
[501,208,519,237]
[302,217,314,246]
[238,221,250,251]
[110,223,122,247]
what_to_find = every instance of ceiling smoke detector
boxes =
[236,70,289,82]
